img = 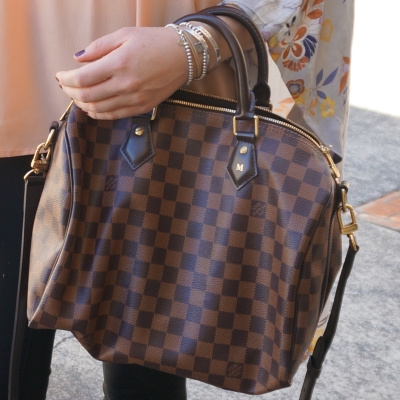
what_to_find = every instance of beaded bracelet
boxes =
[165,24,194,86]
[179,23,210,81]
[190,25,221,73]
[180,30,202,80]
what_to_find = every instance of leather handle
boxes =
[175,13,255,120]
[202,6,271,107]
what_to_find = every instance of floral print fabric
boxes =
[221,0,354,162]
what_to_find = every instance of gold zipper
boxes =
[165,98,321,147]
[166,98,236,115]
[165,95,340,179]
[172,89,321,145]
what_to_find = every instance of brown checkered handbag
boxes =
[11,8,359,399]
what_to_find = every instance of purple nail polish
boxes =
[75,49,85,57]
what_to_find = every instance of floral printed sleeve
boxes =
[220,0,354,162]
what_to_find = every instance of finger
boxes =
[60,73,132,104]
[56,54,116,90]
[74,28,129,63]
[75,92,153,117]
[56,29,131,88]
[74,95,122,115]
[87,104,153,120]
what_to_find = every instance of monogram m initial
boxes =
[236,163,244,172]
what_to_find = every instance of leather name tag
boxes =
[226,141,257,189]
[120,121,155,171]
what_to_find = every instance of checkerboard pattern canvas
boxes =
[28,102,341,395]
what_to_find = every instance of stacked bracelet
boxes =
[165,24,195,85]
[179,23,210,81]
[165,22,220,84]
[180,30,202,79]
[180,23,221,73]
[192,25,221,73]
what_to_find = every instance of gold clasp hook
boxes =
[25,141,52,180]
[337,204,358,235]
[24,143,49,180]
[337,181,358,251]
[337,204,359,251]
[24,100,74,180]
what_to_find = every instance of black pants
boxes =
[103,363,187,400]
[0,155,56,400]
[0,155,186,399]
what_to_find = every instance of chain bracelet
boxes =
[165,24,194,85]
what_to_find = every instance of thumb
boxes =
[73,29,128,62]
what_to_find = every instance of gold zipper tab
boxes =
[321,145,340,179]
[60,100,74,121]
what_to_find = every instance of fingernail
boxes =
[82,110,88,114]
[55,76,59,82]
[59,84,62,89]
[75,49,85,57]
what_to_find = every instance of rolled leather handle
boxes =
[202,6,271,107]
[175,13,255,121]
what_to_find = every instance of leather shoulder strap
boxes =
[299,241,359,400]
[8,175,46,400]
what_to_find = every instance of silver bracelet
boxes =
[179,23,210,81]
[192,25,221,73]
[165,24,194,86]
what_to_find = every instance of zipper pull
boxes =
[321,145,340,179]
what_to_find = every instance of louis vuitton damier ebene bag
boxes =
[10,8,358,400]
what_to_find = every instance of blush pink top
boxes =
[0,0,240,157]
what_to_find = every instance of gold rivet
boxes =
[135,127,144,136]
[240,146,248,154]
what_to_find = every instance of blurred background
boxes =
[351,0,399,117]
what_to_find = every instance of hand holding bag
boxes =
[10,8,359,399]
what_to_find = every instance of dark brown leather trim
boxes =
[226,141,258,189]
[121,119,155,171]
[202,6,271,107]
